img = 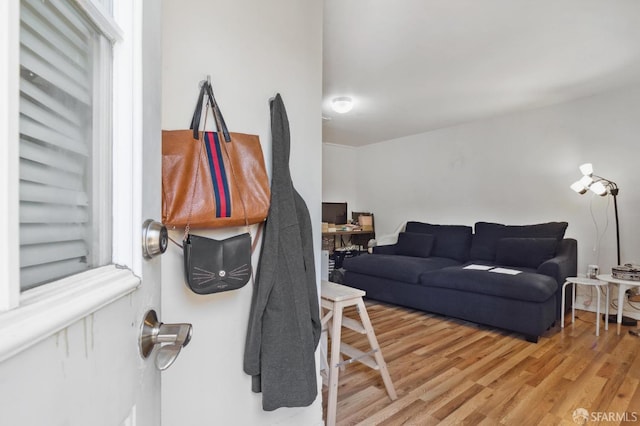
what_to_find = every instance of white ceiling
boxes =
[322,0,640,146]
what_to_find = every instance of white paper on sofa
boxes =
[463,264,494,271]
[489,267,522,275]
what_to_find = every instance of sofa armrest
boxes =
[537,238,578,285]
[372,244,398,255]
[537,238,577,320]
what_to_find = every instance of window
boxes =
[19,0,113,290]
[0,0,142,361]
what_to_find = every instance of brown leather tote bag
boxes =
[162,81,270,229]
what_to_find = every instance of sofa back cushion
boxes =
[470,221,568,261]
[495,237,559,269]
[405,222,472,262]
[396,232,435,258]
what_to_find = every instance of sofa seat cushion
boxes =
[343,254,461,284]
[420,265,558,302]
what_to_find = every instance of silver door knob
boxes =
[139,310,192,371]
[142,219,168,259]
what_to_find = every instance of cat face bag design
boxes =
[183,233,251,294]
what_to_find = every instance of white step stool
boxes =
[321,280,397,426]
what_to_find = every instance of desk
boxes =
[322,230,374,252]
[597,274,640,334]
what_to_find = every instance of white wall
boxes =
[322,143,357,217]
[161,1,323,425]
[324,84,640,319]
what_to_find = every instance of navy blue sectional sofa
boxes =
[342,221,577,342]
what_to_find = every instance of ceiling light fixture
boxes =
[331,96,354,114]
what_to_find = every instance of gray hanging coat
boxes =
[243,94,321,411]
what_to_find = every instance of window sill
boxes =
[0,265,140,363]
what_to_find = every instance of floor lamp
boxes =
[570,163,620,265]
[570,163,633,325]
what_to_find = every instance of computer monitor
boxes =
[322,202,347,225]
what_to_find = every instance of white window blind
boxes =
[19,0,111,291]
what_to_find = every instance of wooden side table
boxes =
[561,277,609,336]
[597,274,640,335]
[320,280,397,426]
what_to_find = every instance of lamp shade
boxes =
[579,175,593,187]
[570,181,587,194]
[579,163,594,176]
[589,181,607,196]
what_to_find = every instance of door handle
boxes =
[139,310,193,371]
[142,219,168,259]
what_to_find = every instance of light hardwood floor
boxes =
[321,301,640,425]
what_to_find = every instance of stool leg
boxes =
[320,308,334,384]
[324,314,344,371]
[572,282,576,325]
[355,298,397,401]
[561,282,568,328]
[596,286,601,336]
[605,284,609,331]
[326,301,344,426]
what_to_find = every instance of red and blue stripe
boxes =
[203,132,231,218]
